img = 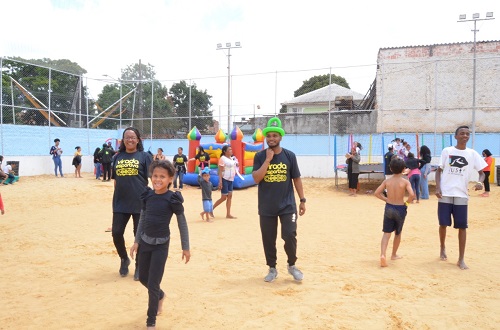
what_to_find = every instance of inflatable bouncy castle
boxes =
[182,126,265,189]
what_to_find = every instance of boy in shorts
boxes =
[374,157,415,267]
[198,168,214,222]
[435,126,486,270]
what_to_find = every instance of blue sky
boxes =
[2,0,498,125]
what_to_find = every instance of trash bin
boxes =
[6,161,19,176]
[497,165,500,186]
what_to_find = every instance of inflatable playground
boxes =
[182,125,265,189]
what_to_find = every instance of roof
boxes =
[282,83,364,105]
[379,40,500,51]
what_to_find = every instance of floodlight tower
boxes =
[458,12,495,148]
[216,42,242,135]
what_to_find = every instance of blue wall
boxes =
[0,125,118,156]
[0,125,498,158]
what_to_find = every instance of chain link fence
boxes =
[1,53,499,158]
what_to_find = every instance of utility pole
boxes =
[458,12,495,148]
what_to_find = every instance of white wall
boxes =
[377,42,500,133]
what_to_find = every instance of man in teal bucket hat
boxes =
[252,117,306,282]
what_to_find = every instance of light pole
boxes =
[458,12,495,148]
[217,42,241,136]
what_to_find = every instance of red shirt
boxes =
[483,156,493,172]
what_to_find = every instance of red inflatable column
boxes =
[230,126,244,174]
[187,127,201,173]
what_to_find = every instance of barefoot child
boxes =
[197,167,213,222]
[374,157,414,267]
[130,160,190,329]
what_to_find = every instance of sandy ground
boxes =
[0,174,499,329]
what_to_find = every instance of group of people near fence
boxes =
[343,127,492,274]
[49,139,190,190]
[382,142,432,203]
[38,124,492,329]
[375,126,491,272]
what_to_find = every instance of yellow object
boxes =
[405,202,409,207]
[490,158,495,183]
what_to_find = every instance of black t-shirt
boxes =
[112,150,152,214]
[101,146,115,163]
[93,150,102,163]
[173,154,188,172]
[405,158,420,170]
[384,151,394,175]
[141,189,184,239]
[195,152,211,169]
[253,148,301,216]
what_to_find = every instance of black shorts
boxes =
[438,196,468,229]
[382,203,407,235]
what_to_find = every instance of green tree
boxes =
[294,74,350,97]
[95,62,174,135]
[1,57,87,126]
[169,80,213,133]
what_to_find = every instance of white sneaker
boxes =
[287,265,303,281]
[264,267,278,282]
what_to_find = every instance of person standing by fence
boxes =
[405,152,422,203]
[100,143,115,182]
[50,138,63,177]
[419,145,432,200]
[480,149,493,197]
[346,145,361,197]
[72,146,82,178]
[173,147,188,190]
[93,147,102,180]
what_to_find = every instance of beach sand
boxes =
[0,175,499,329]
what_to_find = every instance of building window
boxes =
[289,107,303,113]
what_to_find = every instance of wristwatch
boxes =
[299,198,306,203]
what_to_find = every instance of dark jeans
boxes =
[173,170,184,188]
[102,162,112,180]
[259,213,298,268]
[409,174,421,201]
[484,171,490,192]
[112,212,140,265]
[4,173,15,184]
[138,240,169,327]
